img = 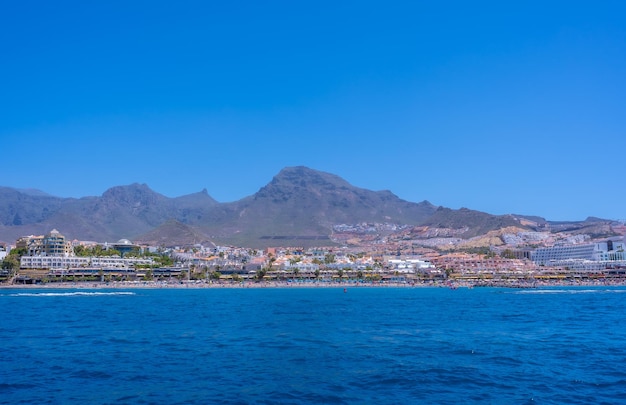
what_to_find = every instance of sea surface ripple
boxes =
[1,286,625,404]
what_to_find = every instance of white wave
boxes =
[514,289,626,295]
[514,290,569,294]
[7,291,136,297]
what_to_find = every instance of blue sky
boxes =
[1,1,625,221]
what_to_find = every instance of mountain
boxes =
[0,166,603,248]
[0,183,219,244]
[194,166,438,246]
[0,187,64,226]
[15,188,55,197]
[135,219,211,247]
[545,216,617,239]
[421,207,530,238]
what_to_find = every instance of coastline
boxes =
[0,281,432,289]
[3,279,626,290]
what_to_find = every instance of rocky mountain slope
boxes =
[0,166,615,248]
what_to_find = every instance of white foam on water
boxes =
[514,289,626,295]
[7,291,136,297]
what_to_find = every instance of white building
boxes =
[387,258,435,274]
[531,238,626,267]
[20,255,154,270]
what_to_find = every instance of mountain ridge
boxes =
[0,167,616,247]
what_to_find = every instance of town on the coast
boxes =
[2,222,626,288]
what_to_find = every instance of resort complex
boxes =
[2,225,626,286]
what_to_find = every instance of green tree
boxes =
[74,245,87,256]
[256,268,267,281]
[1,255,20,271]
[210,265,221,281]
[107,249,122,257]
[2,247,26,273]
[8,247,27,257]
[143,269,153,281]
[501,249,516,259]
[125,247,141,258]
[153,254,174,267]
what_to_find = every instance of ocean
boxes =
[1,286,625,404]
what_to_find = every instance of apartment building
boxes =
[17,229,73,257]
[20,255,154,270]
[531,239,626,266]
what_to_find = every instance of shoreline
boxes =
[3,279,626,290]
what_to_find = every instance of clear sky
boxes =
[1,1,625,221]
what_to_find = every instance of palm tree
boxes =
[211,265,222,282]
[188,264,196,281]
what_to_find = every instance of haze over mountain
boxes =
[0,166,614,247]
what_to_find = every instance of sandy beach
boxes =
[3,278,626,289]
[0,280,428,289]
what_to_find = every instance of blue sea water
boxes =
[1,286,626,404]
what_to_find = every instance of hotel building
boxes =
[531,238,626,271]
